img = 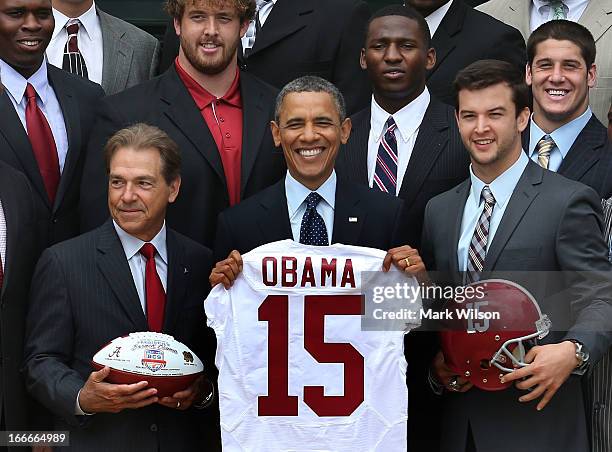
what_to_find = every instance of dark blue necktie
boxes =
[299,192,328,246]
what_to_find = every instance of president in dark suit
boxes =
[406,0,526,107]
[0,162,40,447]
[426,60,612,452]
[24,124,218,451]
[80,0,285,249]
[336,4,470,251]
[522,21,612,452]
[159,0,372,116]
[210,76,426,289]
[0,0,104,246]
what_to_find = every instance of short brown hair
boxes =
[454,59,530,117]
[527,20,596,68]
[104,123,181,184]
[165,0,256,22]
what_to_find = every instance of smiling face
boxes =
[271,91,351,191]
[361,15,435,113]
[108,147,181,242]
[527,38,596,132]
[456,83,530,182]
[0,0,53,78]
[174,0,249,76]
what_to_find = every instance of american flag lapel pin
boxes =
[349,217,358,223]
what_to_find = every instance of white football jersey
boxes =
[205,240,419,452]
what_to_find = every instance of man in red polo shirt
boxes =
[80,0,285,248]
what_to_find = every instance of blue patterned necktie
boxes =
[373,117,398,194]
[549,1,567,19]
[466,186,496,283]
[299,192,328,246]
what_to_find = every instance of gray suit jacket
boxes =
[477,0,612,124]
[98,8,159,95]
[422,161,612,452]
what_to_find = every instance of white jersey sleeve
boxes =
[205,240,420,452]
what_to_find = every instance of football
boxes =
[92,332,204,397]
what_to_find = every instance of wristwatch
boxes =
[569,340,590,374]
[193,378,215,410]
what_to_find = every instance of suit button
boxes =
[52,217,58,224]
[150,424,158,432]
[594,402,602,411]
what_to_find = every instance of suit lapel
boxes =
[579,0,612,43]
[240,72,270,196]
[248,0,313,57]
[96,221,148,330]
[160,67,227,200]
[99,9,133,94]
[163,230,188,333]
[47,65,80,212]
[340,108,370,185]
[558,116,604,180]
[428,0,465,79]
[0,167,19,299]
[507,0,531,41]
[332,180,365,246]
[483,162,541,271]
[398,100,450,206]
[449,180,470,276]
[0,92,50,208]
[257,181,293,243]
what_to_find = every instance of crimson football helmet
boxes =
[440,279,551,391]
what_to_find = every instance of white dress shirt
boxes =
[241,0,277,51]
[0,58,69,173]
[424,0,453,37]
[457,151,529,272]
[47,2,104,85]
[367,88,431,196]
[528,108,592,172]
[76,221,168,415]
[285,170,336,244]
[530,0,589,31]
[0,200,6,271]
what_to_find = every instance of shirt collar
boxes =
[52,1,98,41]
[0,57,50,105]
[425,0,453,37]
[174,58,242,110]
[532,0,587,14]
[371,87,430,143]
[285,170,337,219]
[469,150,529,209]
[113,220,168,264]
[528,108,592,159]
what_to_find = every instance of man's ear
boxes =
[271,121,282,147]
[340,118,352,144]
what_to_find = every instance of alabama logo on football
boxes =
[142,349,166,372]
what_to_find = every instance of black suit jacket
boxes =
[335,98,470,250]
[23,221,218,452]
[213,178,407,261]
[421,161,612,452]
[0,163,39,440]
[79,66,285,248]
[522,115,612,198]
[0,65,104,246]
[427,0,526,106]
[159,0,371,115]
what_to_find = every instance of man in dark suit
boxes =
[24,124,218,452]
[405,0,526,106]
[210,76,425,289]
[336,4,470,251]
[524,20,612,198]
[159,0,371,116]
[0,161,40,448]
[523,21,612,452]
[80,0,285,249]
[0,0,104,246]
[426,60,612,452]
